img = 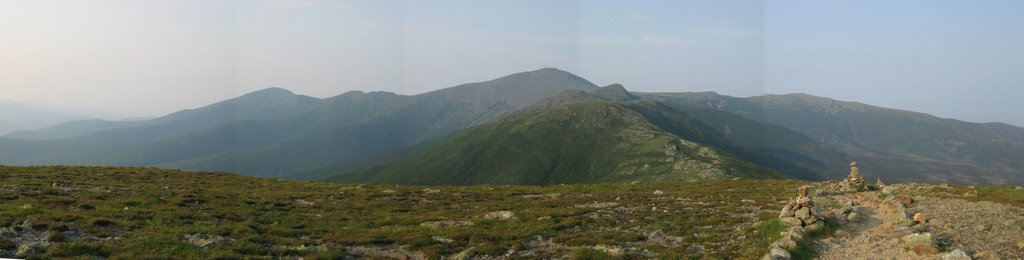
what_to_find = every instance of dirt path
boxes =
[810,189,1024,259]
[815,192,935,260]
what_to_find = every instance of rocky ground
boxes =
[811,183,1024,260]
[1,166,1022,259]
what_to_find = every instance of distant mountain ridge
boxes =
[0,101,93,136]
[642,92,1024,185]
[0,68,1021,185]
[0,68,600,178]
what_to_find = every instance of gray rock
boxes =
[685,244,704,254]
[804,221,824,231]
[181,234,231,248]
[902,233,937,255]
[896,204,912,219]
[653,190,665,195]
[941,249,971,260]
[484,211,516,220]
[882,185,897,194]
[450,247,475,260]
[779,205,794,218]
[779,217,802,226]
[420,221,474,229]
[772,235,797,250]
[769,245,791,260]
[847,212,861,222]
[16,242,49,258]
[795,208,811,220]
[432,236,454,244]
[781,229,804,240]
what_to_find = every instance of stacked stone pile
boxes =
[841,161,868,192]
[778,186,824,230]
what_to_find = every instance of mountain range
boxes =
[0,101,94,136]
[2,68,1022,185]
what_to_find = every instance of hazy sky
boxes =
[1,0,1021,126]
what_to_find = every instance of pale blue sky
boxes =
[0,0,1021,126]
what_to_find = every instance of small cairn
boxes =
[841,161,868,192]
[779,186,823,229]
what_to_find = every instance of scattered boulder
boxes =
[645,231,683,247]
[779,217,803,227]
[778,205,794,219]
[432,236,454,244]
[763,245,791,260]
[484,211,516,220]
[846,212,861,222]
[15,242,49,258]
[574,202,619,209]
[594,245,625,256]
[772,235,797,250]
[902,232,937,255]
[882,185,897,194]
[804,221,824,231]
[963,190,978,197]
[940,249,970,260]
[685,244,705,254]
[653,190,664,195]
[912,213,926,224]
[422,188,440,194]
[895,195,914,205]
[420,221,474,229]
[781,227,805,241]
[973,250,1001,260]
[180,234,231,248]
[895,203,912,220]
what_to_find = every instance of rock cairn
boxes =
[841,161,867,192]
[779,186,823,229]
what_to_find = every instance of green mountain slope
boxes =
[643,92,1024,185]
[334,101,784,185]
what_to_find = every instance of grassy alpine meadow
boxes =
[0,166,811,259]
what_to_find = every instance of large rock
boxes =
[781,228,804,240]
[847,212,861,222]
[767,245,791,260]
[895,195,914,205]
[420,221,474,229]
[895,203,912,220]
[772,235,797,250]
[941,249,971,260]
[795,208,811,220]
[913,213,926,223]
[804,221,823,231]
[484,211,516,220]
[780,217,803,227]
[181,234,231,248]
[779,205,794,218]
[902,233,937,255]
